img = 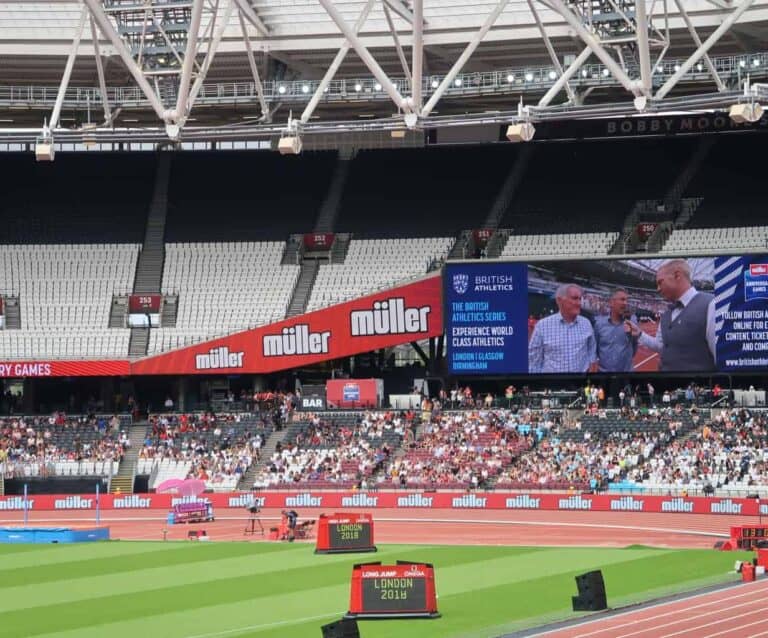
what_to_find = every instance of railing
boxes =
[1,50,767,110]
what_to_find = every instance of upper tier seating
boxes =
[661,226,768,254]
[165,151,337,241]
[0,153,154,244]
[499,137,697,233]
[500,232,619,258]
[683,134,766,229]
[306,237,452,311]
[0,244,138,358]
[336,145,514,237]
[149,242,299,353]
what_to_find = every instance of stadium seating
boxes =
[0,244,138,358]
[140,412,272,491]
[306,237,452,311]
[661,226,768,254]
[165,151,337,242]
[0,414,126,477]
[500,232,619,258]
[150,242,299,353]
[335,146,514,237]
[252,411,404,488]
[0,153,154,244]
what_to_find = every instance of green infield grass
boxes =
[0,542,750,638]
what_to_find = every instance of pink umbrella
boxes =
[156,478,207,497]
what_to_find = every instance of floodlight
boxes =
[506,122,536,143]
[277,135,302,155]
[729,102,763,124]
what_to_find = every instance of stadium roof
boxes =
[1,0,767,147]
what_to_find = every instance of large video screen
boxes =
[445,256,768,375]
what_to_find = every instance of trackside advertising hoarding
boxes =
[0,360,130,378]
[131,275,442,375]
[0,492,763,515]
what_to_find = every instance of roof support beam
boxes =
[656,0,755,98]
[538,46,591,107]
[412,0,424,111]
[382,0,416,26]
[673,0,726,92]
[83,0,167,120]
[89,16,112,124]
[383,3,412,84]
[174,0,205,121]
[233,0,269,36]
[422,0,511,117]
[50,6,88,130]
[542,0,640,96]
[183,0,236,125]
[301,0,376,123]
[527,0,575,103]
[238,6,269,120]
[317,0,409,112]
[635,0,653,95]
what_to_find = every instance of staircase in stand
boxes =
[239,428,290,489]
[128,328,150,358]
[161,294,178,327]
[286,260,320,317]
[109,295,129,328]
[3,296,20,329]
[110,423,148,494]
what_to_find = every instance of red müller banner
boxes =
[0,360,130,378]
[131,274,443,375]
[0,492,764,516]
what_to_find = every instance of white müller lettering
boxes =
[0,497,34,510]
[285,493,322,507]
[54,496,93,509]
[350,298,431,336]
[195,347,244,370]
[262,325,331,357]
[113,495,151,508]
[558,496,592,510]
[661,498,694,512]
[397,494,433,507]
[452,495,487,508]
[342,494,379,507]
[505,495,541,509]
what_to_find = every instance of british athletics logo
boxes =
[453,273,469,295]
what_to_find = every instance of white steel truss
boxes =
[17,0,768,144]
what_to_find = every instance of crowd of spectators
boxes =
[252,410,411,488]
[0,412,127,477]
[141,412,268,488]
[382,409,545,489]
[629,408,768,491]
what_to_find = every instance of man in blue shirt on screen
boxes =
[595,289,638,372]
[529,283,597,373]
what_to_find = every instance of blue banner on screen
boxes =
[716,255,768,371]
[445,262,529,374]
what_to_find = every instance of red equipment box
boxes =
[315,512,376,554]
[346,561,440,619]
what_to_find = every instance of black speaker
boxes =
[320,618,360,638]
[572,570,607,612]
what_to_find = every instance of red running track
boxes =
[529,578,768,638]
